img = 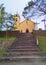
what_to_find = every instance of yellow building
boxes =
[14,14,35,33]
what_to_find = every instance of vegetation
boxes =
[0,3,15,31]
[0,3,5,30]
[4,14,15,31]
[0,48,6,58]
[0,4,5,23]
[0,37,16,40]
[23,0,46,26]
[38,36,46,56]
[0,36,16,57]
[24,6,29,10]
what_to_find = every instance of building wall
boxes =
[14,14,35,33]
[16,20,35,33]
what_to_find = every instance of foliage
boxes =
[0,37,16,57]
[0,37,16,40]
[0,48,6,58]
[24,6,29,10]
[22,0,46,22]
[0,3,5,30]
[0,4,15,31]
[4,14,15,31]
[28,1,35,7]
[24,1,35,10]
[0,4,5,23]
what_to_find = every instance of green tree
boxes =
[3,13,15,31]
[0,3,5,30]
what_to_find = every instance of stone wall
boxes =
[33,30,46,36]
[0,31,20,37]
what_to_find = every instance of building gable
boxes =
[19,19,35,33]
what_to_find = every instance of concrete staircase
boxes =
[1,33,45,62]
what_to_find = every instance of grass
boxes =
[0,48,6,58]
[38,36,46,56]
[0,37,16,40]
[0,36,16,57]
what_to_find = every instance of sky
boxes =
[0,0,31,21]
[0,0,46,30]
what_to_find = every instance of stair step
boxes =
[0,56,46,62]
[8,46,38,49]
[11,44,37,46]
[4,51,42,54]
[8,48,40,50]
[3,52,43,57]
[7,49,40,52]
[3,33,44,59]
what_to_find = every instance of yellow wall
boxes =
[15,19,35,33]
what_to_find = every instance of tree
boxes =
[3,13,15,31]
[22,0,46,21]
[0,3,5,30]
[0,4,16,31]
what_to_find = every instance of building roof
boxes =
[20,19,35,24]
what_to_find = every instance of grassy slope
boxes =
[38,36,46,56]
[0,37,16,58]
[0,48,6,58]
[0,37,16,40]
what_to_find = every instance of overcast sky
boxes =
[0,0,31,21]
